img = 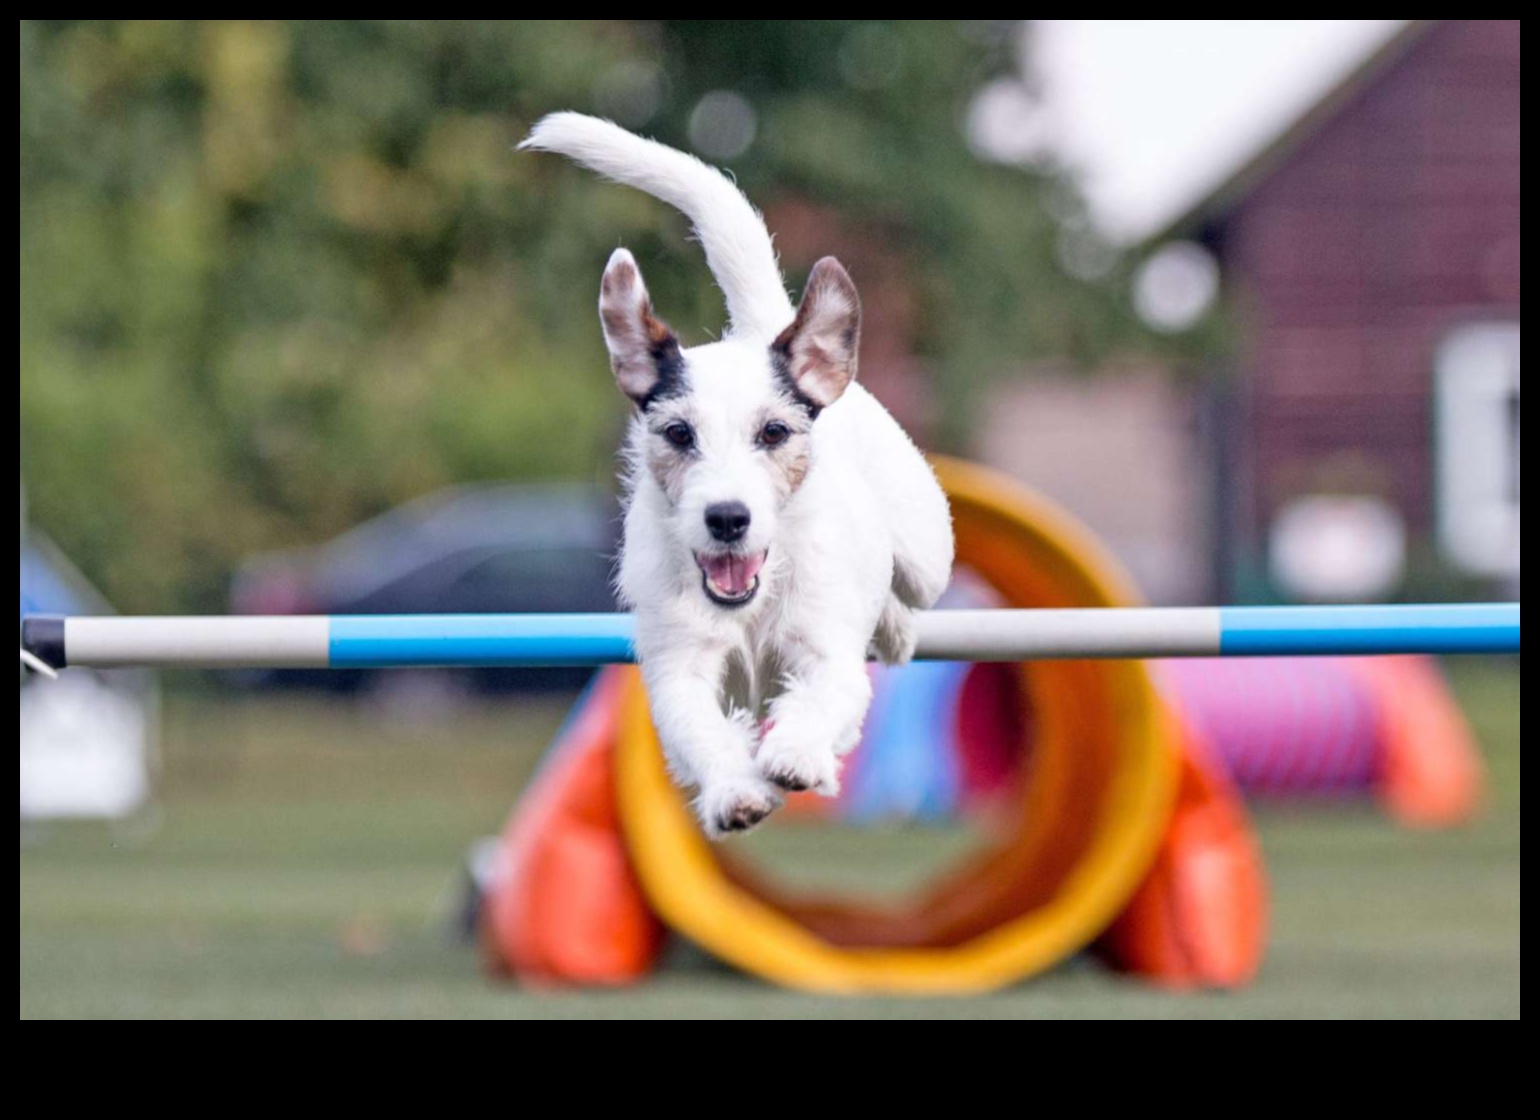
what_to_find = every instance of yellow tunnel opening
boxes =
[614,457,1180,995]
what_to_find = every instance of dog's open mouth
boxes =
[696,551,767,609]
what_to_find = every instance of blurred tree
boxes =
[20,20,1137,613]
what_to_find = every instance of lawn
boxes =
[19,662,1521,1020]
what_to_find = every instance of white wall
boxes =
[976,366,1211,604]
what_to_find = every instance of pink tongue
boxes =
[705,552,766,596]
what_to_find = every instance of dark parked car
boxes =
[231,484,621,695]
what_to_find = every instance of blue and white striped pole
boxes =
[19,604,1521,672]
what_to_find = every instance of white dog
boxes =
[523,114,954,839]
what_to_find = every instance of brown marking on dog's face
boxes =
[780,447,812,495]
[642,403,699,505]
[755,408,815,502]
[600,250,686,407]
[646,443,693,503]
[771,257,861,413]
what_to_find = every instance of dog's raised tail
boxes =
[521,112,796,342]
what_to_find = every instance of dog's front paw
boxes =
[757,733,841,798]
[698,778,782,840]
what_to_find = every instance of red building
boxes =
[1166,20,1520,601]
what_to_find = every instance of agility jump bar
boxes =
[19,604,1520,672]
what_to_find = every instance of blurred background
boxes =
[19,20,1520,1019]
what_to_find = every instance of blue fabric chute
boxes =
[844,660,969,823]
[20,543,91,619]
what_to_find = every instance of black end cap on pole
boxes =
[21,616,67,671]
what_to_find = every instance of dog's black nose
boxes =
[705,502,752,544]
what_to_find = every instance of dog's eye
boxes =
[759,421,793,449]
[662,422,696,451]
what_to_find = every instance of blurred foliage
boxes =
[20,20,1138,613]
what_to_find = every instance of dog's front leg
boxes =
[757,636,873,798]
[640,645,782,839]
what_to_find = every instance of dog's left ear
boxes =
[773,257,861,411]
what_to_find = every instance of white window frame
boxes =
[1436,324,1520,578]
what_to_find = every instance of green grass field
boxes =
[19,663,1521,1020]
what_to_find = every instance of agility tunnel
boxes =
[1161,657,1486,828]
[480,459,1269,994]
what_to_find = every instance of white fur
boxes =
[521,113,796,342]
[524,114,955,839]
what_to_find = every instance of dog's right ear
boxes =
[600,249,683,408]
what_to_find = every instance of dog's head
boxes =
[601,249,861,610]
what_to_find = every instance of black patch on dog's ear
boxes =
[771,349,824,421]
[771,257,861,417]
[639,335,687,412]
[600,250,687,409]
